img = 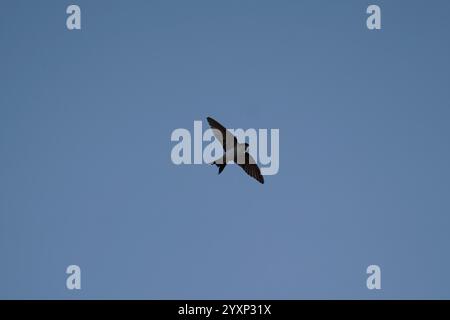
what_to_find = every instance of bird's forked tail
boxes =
[211,161,227,175]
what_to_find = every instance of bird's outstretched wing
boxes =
[238,152,265,184]
[207,117,238,151]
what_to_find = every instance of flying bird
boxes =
[207,117,264,184]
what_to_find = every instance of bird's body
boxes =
[207,117,264,184]
[217,143,247,164]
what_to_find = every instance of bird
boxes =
[206,116,264,184]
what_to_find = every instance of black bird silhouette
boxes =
[207,117,264,184]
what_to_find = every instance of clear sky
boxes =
[1,0,450,299]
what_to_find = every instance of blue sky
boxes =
[1,0,450,299]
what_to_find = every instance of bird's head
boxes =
[244,142,250,151]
